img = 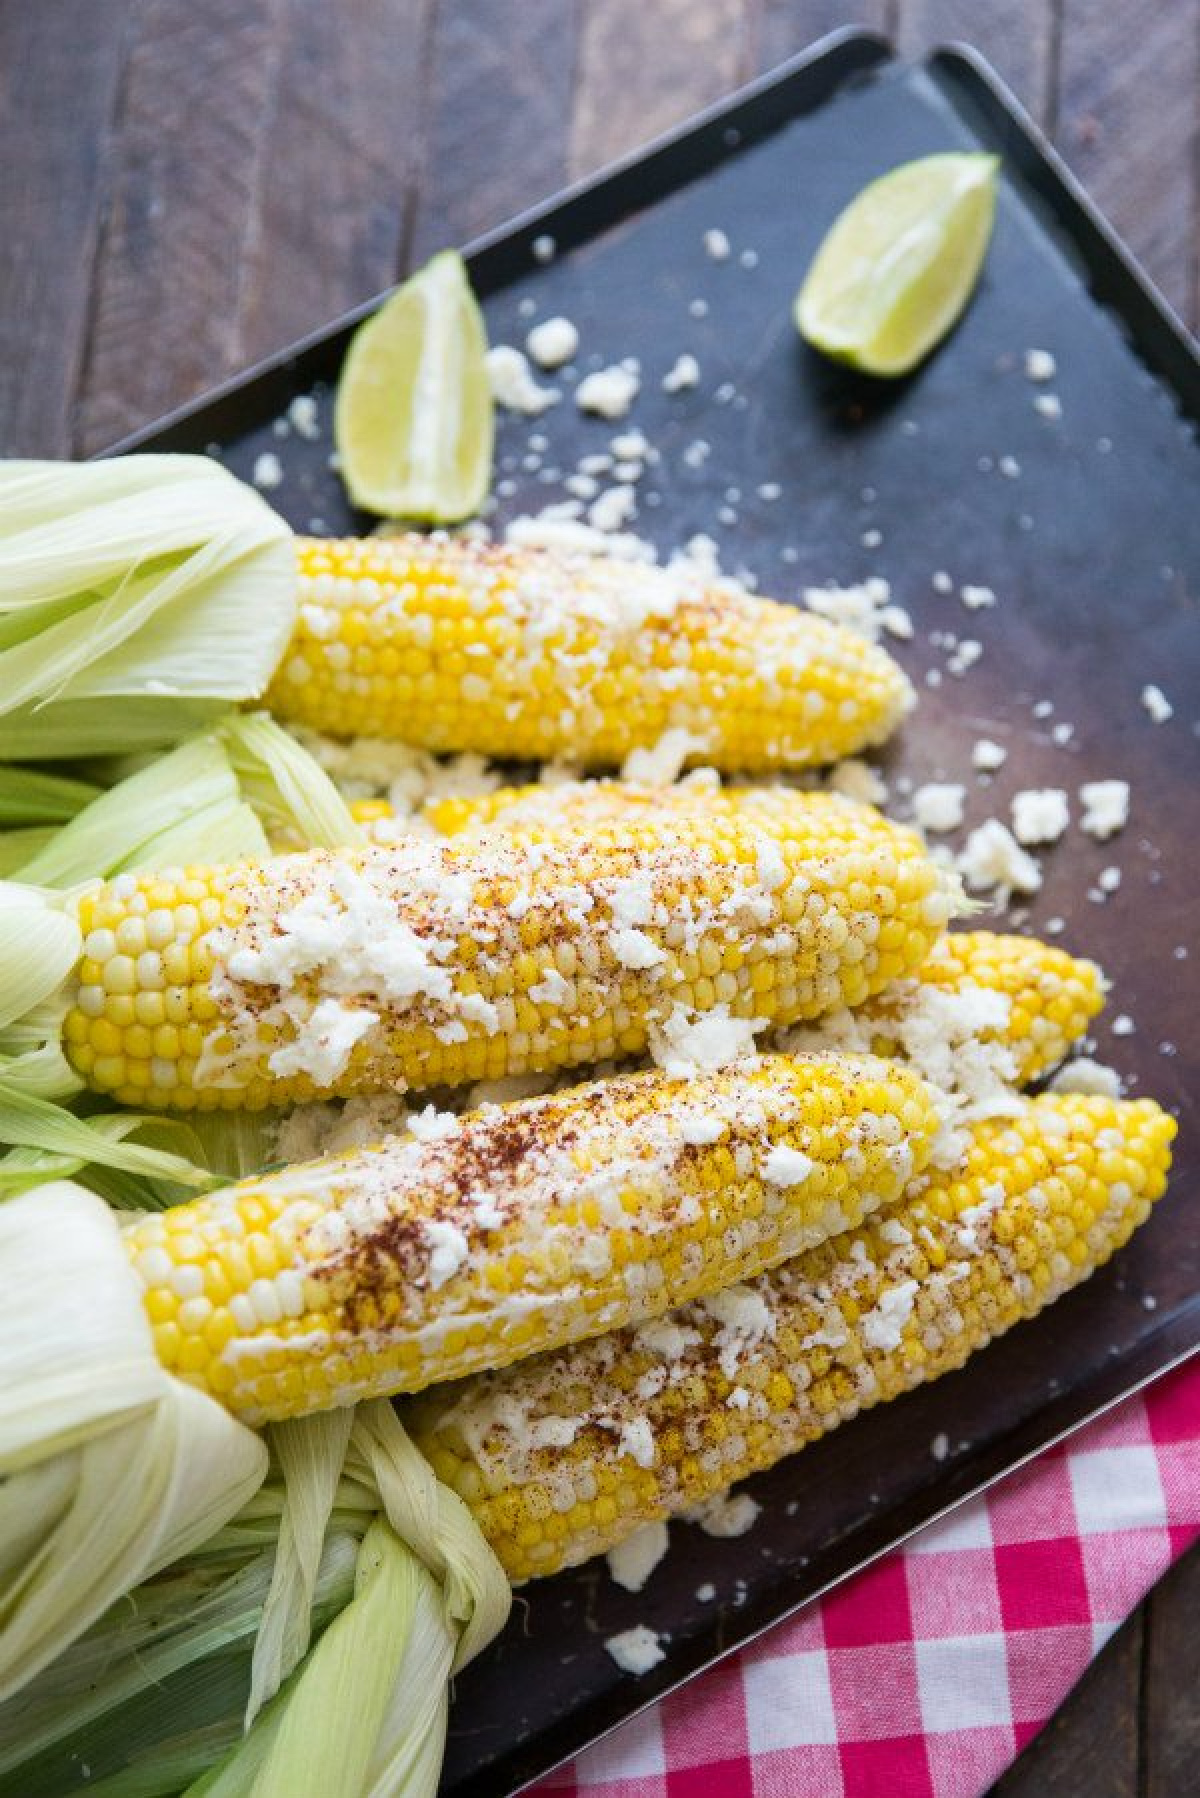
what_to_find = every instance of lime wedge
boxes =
[796,152,1000,376]
[335,249,493,521]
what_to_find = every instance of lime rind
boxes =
[796,152,1000,377]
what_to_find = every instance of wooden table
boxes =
[1,3,1197,1790]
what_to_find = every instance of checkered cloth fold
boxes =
[537,1357,1200,1798]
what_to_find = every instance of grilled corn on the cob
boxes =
[266,537,914,771]
[62,796,957,1110]
[123,1052,940,1424]
[410,1093,1175,1580]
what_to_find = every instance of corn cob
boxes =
[409,1093,1175,1581]
[901,930,1104,1083]
[123,1052,940,1424]
[424,778,831,842]
[62,798,957,1110]
[266,536,914,772]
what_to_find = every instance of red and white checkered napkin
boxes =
[537,1357,1200,1798]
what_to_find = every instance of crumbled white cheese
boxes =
[828,759,888,806]
[486,345,559,414]
[576,364,640,420]
[1097,865,1121,894]
[620,727,709,786]
[960,584,996,610]
[609,927,666,971]
[683,1490,761,1538]
[662,352,700,393]
[525,315,579,369]
[912,783,966,834]
[1024,348,1057,382]
[1112,1014,1135,1037]
[649,1004,763,1076]
[423,1219,470,1289]
[1034,392,1062,420]
[1079,779,1130,839]
[678,1111,724,1146]
[932,570,954,594]
[803,575,892,642]
[607,1521,669,1592]
[266,997,377,1085]
[1048,1057,1122,1098]
[531,233,556,263]
[408,1104,458,1141]
[1141,683,1173,724]
[504,513,654,562]
[1011,788,1069,846]
[287,393,320,439]
[618,1417,656,1468]
[861,1279,919,1352]
[762,1144,815,1187]
[695,1582,717,1603]
[931,1432,950,1461]
[958,820,1042,896]
[605,1625,666,1675]
[588,483,638,533]
[972,739,1007,773]
[252,451,284,490]
[703,227,731,261]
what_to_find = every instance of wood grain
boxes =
[990,1613,1143,1798]
[0,0,131,456]
[570,0,751,178]
[1056,0,1200,327]
[895,0,1055,126]
[233,0,430,367]
[409,0,583,264]
[1144,1546,1200,1796]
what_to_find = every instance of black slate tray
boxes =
[114,30,1200,1795]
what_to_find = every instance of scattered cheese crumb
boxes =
[912,783,966,834]
[1079,780,1130,839]
[703,227,731,261]
[576,364,640,420]
[1048,1058,1122,1099]
[607,1521,669,1593]
[1025,348,1056,381]
[606,1625,666,1676]
[1011,788,1069,846]
[662,352,700,393]
[762,1144,815,1187]
[1034,393,1062,420]
[287,393,320,439]
[1111,1014,1135,1037]
[960,584,996,610]
[695,1582,717,1603]
[531,234,556,264]
[650,1004,763,1076]
[932,570,954,594]
[972,739,1007,773]
[621,727,709,786]
[803,576,893,642]
[931,1432,950,1462]
[1097,866,1121,894]
[486,345,559,414]
[1141,683,1173,724]
[525,315,579,369]
[828,759,888,806]
[252,451,283,490]
[683,1490,761,1538]
[958,820,1042,896]
[861,1280,919,1352]
[588,483,638,533]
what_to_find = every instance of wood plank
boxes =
[569,0,752,179]
[1144,1545,1200,1796]
[1056,0,1199,327]
[990,1611,1142,1798]
[77,0,286,452]
[895,0,1055,126]
[750,0,890,76]
[409,0,583,265]
[0,0,131,456]
[234,0,431,366]
[79,0,432,453]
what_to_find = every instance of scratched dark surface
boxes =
[2,7,1199,1793]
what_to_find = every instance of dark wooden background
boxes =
[1,2,1197,1790]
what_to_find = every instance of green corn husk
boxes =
[0,765,100,826]
[0,456,296,759]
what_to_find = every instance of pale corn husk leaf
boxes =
[246,1409,355,1723]
[0,457,296,758]
[0,765,99,825]
[219,714,363,853]
[0,1101,218,1199]
[0,1182,268,1699]
[0,884,80,1031]
[0,828,56,875]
